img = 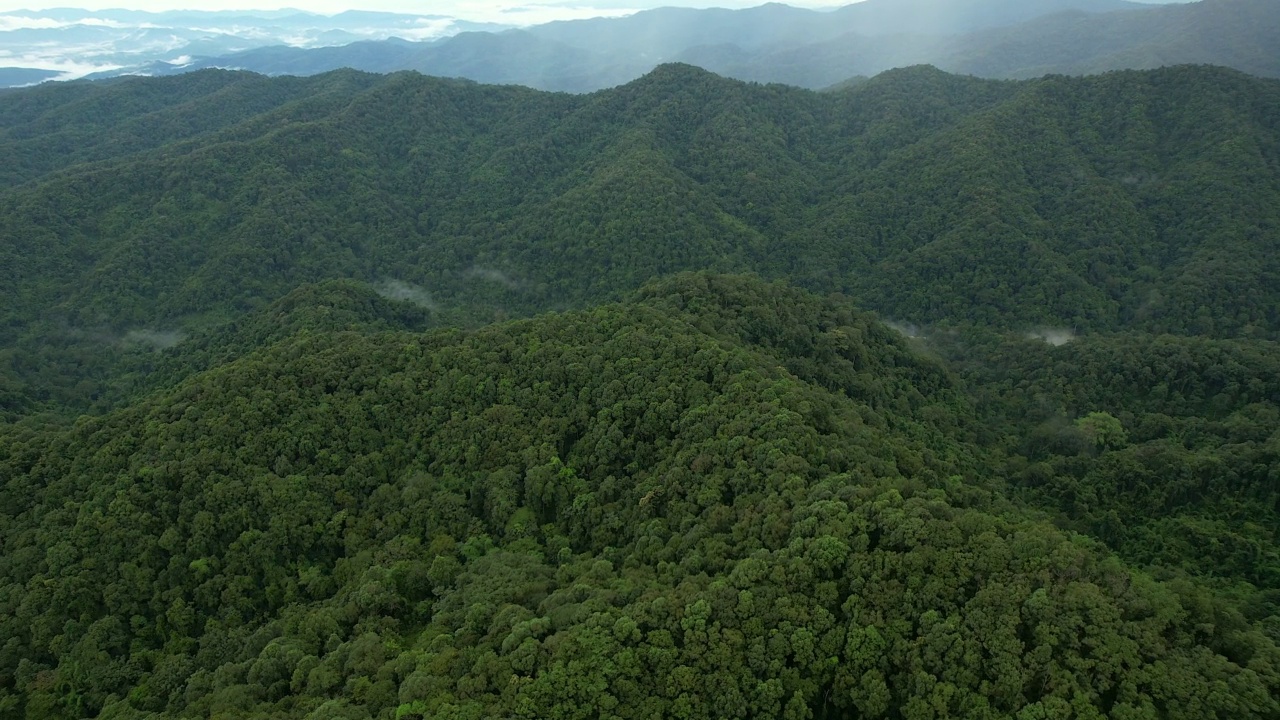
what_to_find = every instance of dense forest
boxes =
[1,64,1278,718]
[2,63,1278,413]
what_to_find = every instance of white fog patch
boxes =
[0,14,153,31]
[2,42,128,79]
[375,279,438,310]
[464,266,520,289]
[278,33,323,47]
[884,320,922,339]
[122,34,189,55]
[1118,171,1159,187]
[490,4,637,24]
[1027,328,1075,346]
[390,19,457,41]
[189,25,275,38]
[0,16,63,30]
[74,18,132,28]
[123,329,185,349]
[47,62,127,80]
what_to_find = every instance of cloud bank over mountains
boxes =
[0,7,515,81]
[0,0,1266,87]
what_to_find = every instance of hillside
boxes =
[1,54,1279,720]
[1,63,1278,416]
[0,69,60,87]
[683,0,1280,87]
[941,0,1280,79]
[0,71,385,188]
[1,274,1277,719]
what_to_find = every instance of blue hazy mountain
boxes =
[0,67,60,87]
[0,7,509,85]
[2,0,1273,90]
[676,0,1280,87]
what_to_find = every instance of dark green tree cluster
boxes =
[1,275,1276,719]
[1,63,1278,720]
[925,326,1280,611]
[1,63,1278,413]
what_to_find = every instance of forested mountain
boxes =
[121,0,1280,92]
[2,274,1278,719]
[1,62,1279,719]
[2,62,1278,413]
[519,0,1144,60]
[938,0,1280,79]
[175,32,634,94]
[0,71,385,187]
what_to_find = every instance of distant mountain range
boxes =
[677,0,1280,87]
[1,0,1272,90]
[0,7,509,85]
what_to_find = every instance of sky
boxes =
[0,0,1195,27]
[0,1,848,23]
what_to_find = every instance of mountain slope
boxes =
[1,64,1278,415]
[678,0,1280,87]
[167,31,635,94]
[922,320,1280,586]
[0,69,59,87]
[0,70,385,188]
[800,65,1280,333]
[1,274,1275,719]
[941,0,1280,79]
[825,0,1144,35]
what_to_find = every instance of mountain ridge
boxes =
[2,273,1277,718]
[9,0,1273,91]
[57,0,1274,92]
[1,62,1278,420]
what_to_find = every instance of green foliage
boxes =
[1075,411,1127,451]
[929,327,1280,595]
[0,64,1277,720]
[1,274,1277,719]
[2,63,1278,413]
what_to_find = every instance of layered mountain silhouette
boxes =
[99,0,1279,91]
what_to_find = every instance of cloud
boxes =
[0,15,66,30]
[0,0,847,84]
[1026,328,1075,346]
[0,14,143,29]
[122,329,186,349]
[72,17,133,28]
[463,266,520,289]
[375,279,438,310]
[2,53,126,80]
[382,18,455,41]
[884,320,922,338]
[489,3,638,24]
